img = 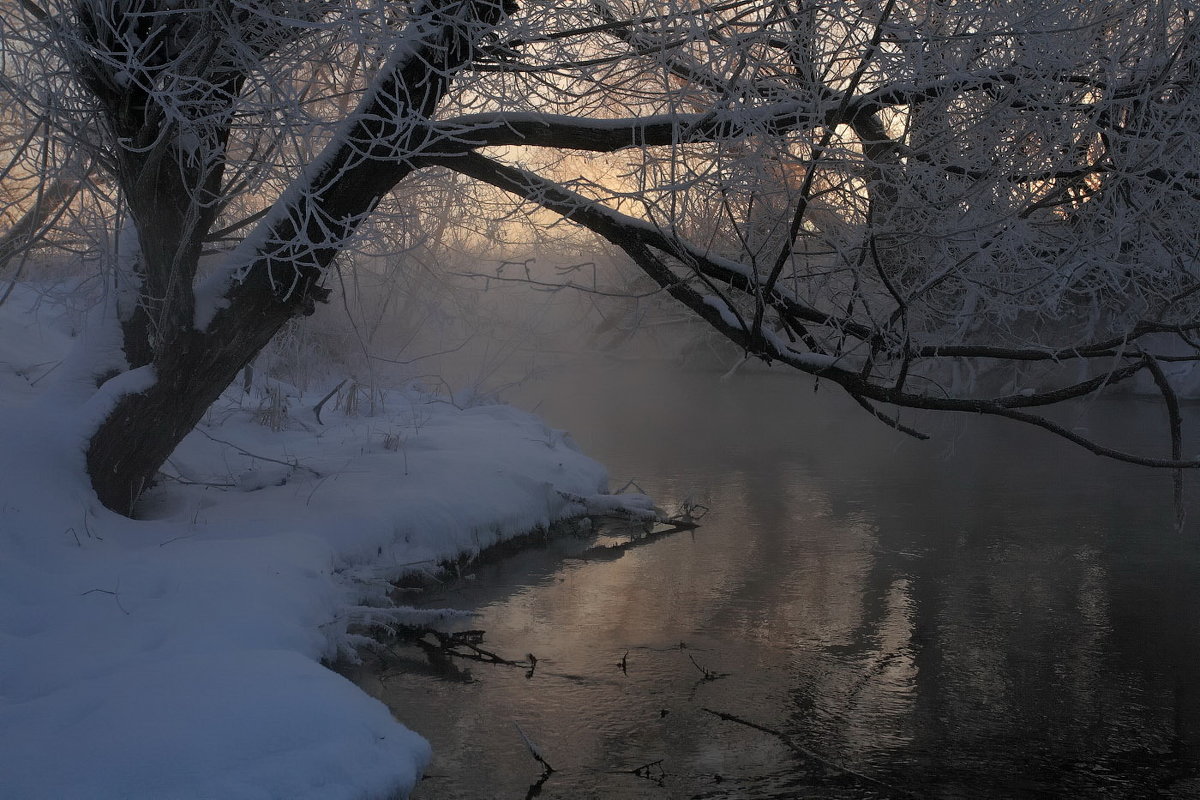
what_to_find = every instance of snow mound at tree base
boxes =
[0,287,651,799]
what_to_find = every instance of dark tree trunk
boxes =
[83,0,512,515]
[87,293,298,514]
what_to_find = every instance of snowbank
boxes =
[0,285,649,799]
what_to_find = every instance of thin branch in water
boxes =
[513,720,555,775]
[410,627,528,667]
[688,654,727,681]
[701,707,918,797]
[606,758,665,785]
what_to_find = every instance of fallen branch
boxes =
[194,427,321,477]
[579,520,697,560]
[398,626,534,669]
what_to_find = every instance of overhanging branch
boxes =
[421,151,1200,470]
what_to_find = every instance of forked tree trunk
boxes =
[84,0,513,515]
[86,285,303,514]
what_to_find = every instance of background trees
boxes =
[2,0,1198,514]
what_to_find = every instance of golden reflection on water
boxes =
[367,363,1200,799]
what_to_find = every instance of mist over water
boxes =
[349,351,1200,799]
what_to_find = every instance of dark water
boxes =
[353,363,1200,799]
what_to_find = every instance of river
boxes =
[350,361,1200,799]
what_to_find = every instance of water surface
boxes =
[355,363,1200,799]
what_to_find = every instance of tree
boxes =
[3,0,1199,515]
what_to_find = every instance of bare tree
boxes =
[4,0,1199,515]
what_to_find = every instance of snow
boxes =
[701,294,792,359]
[0,284,653,798]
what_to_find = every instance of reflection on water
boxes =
[352,363,1200,799]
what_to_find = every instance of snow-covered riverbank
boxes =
[0,285,653,799]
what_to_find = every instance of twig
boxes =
[81,586,129,616]
[629,758,664,777]
[157,471,237,489]
[81,509,101,541]
[849,394,930,440]
[658,518,701,532]
[608,758,665,784]
[312,379,347,425]
[28,359,62,386]
[368,333,477,365]
[306,473,335,506]
[523,770,552,800]
[513,721,554,774]
[513,717,555,798]
[194,427,321,477]
[688,654,727,681]
[408,627,528,667]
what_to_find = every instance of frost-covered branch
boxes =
[4,0,1199,512]
[426,147,1200,469]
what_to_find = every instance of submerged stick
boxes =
[513,721,555,774]
[688,655,727,681]
[701,707,917,797]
